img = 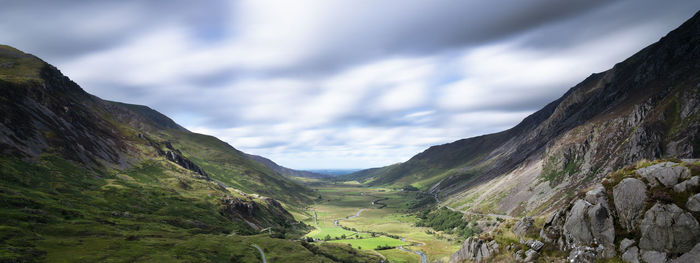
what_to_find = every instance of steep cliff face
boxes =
[364,11,700,217]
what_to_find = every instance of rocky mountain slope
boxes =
[449,159,700,263]
[245,153,329,179]
[361,11,700,218]
[0,45,381,262]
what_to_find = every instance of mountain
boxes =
[361,11,700,217]
[245,153,329,179]
[0,45,383,262]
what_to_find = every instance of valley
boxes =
[299,180,461,262]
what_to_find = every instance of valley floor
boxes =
[299,181,461,262]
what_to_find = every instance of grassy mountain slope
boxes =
[0,45,380,262]
[362,11,700,216]
[245,153,329,179]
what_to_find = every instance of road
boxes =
[433,193,515,220]
[251,244,266,263]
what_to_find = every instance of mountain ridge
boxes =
[357,10,700,217]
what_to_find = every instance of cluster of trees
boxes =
[415,207,481,239]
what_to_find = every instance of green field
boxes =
[304,182,462,262]
[329,236,407,249]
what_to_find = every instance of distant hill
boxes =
[359,11,700,217]
[245,153,329,179]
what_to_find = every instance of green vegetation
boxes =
[540,155,580,187]
[329,237,406,250]
[0,45,44,83]
[415,207,481,239]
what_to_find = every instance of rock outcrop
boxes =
[637,162,690,187]
[613,178,647,231]
[512,216,534,236]
[449,237,499,263]
[540,160,700,262]
[639,203,700,254]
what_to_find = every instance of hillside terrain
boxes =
[0,45,380,262]
[245,154,329,179]
[354,10,700,219]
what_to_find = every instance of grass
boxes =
[0,154,370,262]
[329,237,407,250]
[305,183,461,262]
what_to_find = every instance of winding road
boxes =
[251,244,266,263]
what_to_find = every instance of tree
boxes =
[324,234,331,241]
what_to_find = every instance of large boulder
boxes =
[563,200,594,245]
[613,178,647,231]
[674,176,700,193]
[687,193,700,212]
[621,246,640,263]
[449,237,499,263]
[512,216,535,236]
[640,250,667,263]
[637,162,689,187]
[639,203,700,254]
[671,243,700,263]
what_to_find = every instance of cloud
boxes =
[1,0,698,169]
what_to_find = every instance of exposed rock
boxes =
[639,203,700,254]
[587,201,615,257]
[614,178,647,231]
[687,193,700,212]
[449,237,499,263]
[585,184,607,205]
[637,162,689,187]
[165,150,208,178]
[621,246,640,263]
[671,243,700,263]
[220,196,259,218]
[620,238,635,253]
[567,246,597,263]
[640,250,667,263]
[540,209,567,248]
[674,176,700,193]
[530,240,545,252]
[524,249,538,262]
[513,216,535,236]
[563,200,593,245]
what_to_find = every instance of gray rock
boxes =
[671,242,700,263]
[564,200,594,245]
[614,178,647,231]
[524,249,538,262]
[637,162,689,187]
[639,203,700,254]
[585,184,607,205]
[687,193,700,212]
[674,176,699,193]
[567,246,597,263]
[587,201,615,257]
[640,250,667,263]
[449,237,498,263]
[621,246,640,263]
[530,240,544,252]
[513,216,535,236]
[620,238,636,253]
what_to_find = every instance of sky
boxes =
[2,1,699,169]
